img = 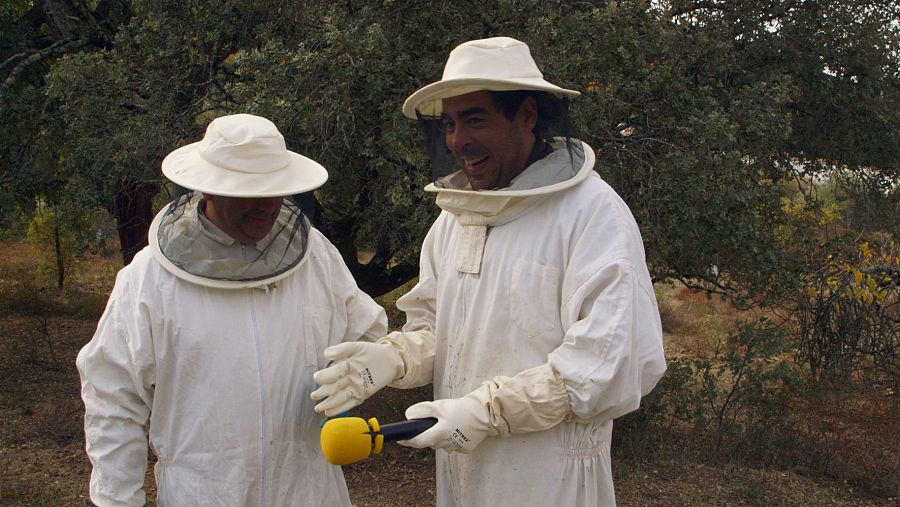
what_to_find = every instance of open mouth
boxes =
[464,156,488,170]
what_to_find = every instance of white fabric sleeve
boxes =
[382,329,435,388]
[485,363,570,436]
[337,276,388,345]
[402,364,569,452]
[76,278,156,507]
[388,225,441,388]
[315,230,389,345]
[548,257,667,423]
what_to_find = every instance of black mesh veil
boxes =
[415,90,582,183]
[154,192,310,284]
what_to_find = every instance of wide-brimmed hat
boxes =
[402,37,580,119]
[162,114,328,197]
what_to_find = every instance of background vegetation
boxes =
[0,246,895,505]
[1,0,897,505]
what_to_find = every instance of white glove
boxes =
[399,363,571,453]
[311,340,404,416]
[400,384,496,453]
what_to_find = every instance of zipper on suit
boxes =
[248,289,268,506]
[243,241,269,506]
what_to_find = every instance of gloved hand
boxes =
[399,384,497,453]
[311,340,404,416]
[398,364,571,453]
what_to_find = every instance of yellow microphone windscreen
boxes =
[320,417,374,465]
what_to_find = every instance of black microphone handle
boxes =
[378,417,438,442]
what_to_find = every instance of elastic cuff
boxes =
[381,330,436,389]
[488,363,571,436]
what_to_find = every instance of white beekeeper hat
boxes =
[162,113,328,197]
[402,36,580,119]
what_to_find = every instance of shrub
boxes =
[25,205,77,289]
[612,357,700,460]
[694,318,800,451]
[790,240,899,382]
[614,318,800,460]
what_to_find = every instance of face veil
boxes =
[152,192,311,287]
[415,91,582,185]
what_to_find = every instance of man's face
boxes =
[441,91,537,190]
[203,195,284,244]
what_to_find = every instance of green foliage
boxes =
[572,2,796,293]
[629,305,893,499]
[694,319,800,453]
[23,199,109,289]
[790,240,899,380]
[2,0,898,297]
[228,20,439,288]
[0,77,56,229]
[26,204,77,289]
[613,357,702,459]
[0,260,50,317]
[1,0,132,222]
[774,174,898,382]
[832,170,900,237]
[617,317,799,458]
[0,202,33,240]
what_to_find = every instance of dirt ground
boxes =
[0,243,896,506]
[1,311,895,507]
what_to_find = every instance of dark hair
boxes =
[488,90,576,143]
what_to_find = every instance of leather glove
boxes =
[400,384,497,453]
[311,340,404,416]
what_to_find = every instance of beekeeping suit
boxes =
[77,114,387,506]
[311,38,666,507]
[395,138,666,506]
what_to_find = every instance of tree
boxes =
[2,0,897,300]
[0,0,136,259]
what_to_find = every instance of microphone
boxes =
[320,416,437,465]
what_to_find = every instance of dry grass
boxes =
[657,283,736,358]
[783,383,899,497]
[0,241,896,505]
[654,282,899,499]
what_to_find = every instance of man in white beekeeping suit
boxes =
[310,37,667,506]
[77,113,387,506]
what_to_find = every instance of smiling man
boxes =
[441,90,538,190]
[311,37,667,506]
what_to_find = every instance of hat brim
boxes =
[162,141,329,198]
[402,78,580,118]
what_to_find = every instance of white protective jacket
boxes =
[76,202,387,506]
[396,140,666,506]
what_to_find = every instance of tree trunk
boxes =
[113,181,159,265]
[54,224,64,289]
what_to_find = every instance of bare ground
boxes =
[0,245,896,506]
[1,312,896,506]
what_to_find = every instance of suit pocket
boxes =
[509,260,562,339]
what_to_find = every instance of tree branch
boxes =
[669,1,730,18]
[0,37,95,102]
